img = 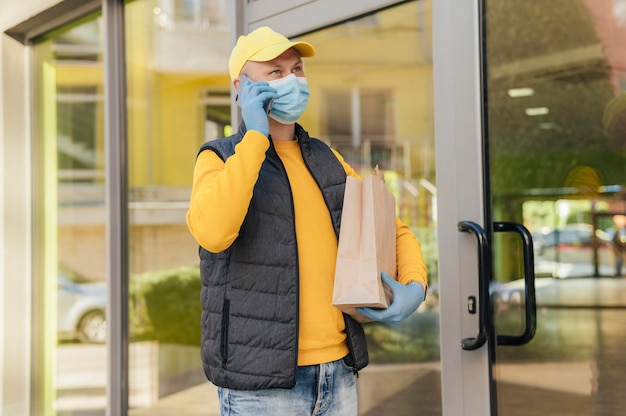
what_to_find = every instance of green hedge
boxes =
[130,265,202,346]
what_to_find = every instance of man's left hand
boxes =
[356,272,425,325]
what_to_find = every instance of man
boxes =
[186,26,428,416]
[611,215,626,277]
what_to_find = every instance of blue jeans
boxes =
[218,357,358,416]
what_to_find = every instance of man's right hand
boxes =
[238,78,278,137]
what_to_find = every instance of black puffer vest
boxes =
[197,123,368,390]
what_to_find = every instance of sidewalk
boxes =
[126,361,596,416]
[57,354,598,415]
[128,382,219,416]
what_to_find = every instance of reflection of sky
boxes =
[55,20,100,47]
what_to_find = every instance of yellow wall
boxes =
[151,73,229,186]
[54,0,434,191]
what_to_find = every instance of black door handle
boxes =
[458,221,490,350]
[493,222,537,346]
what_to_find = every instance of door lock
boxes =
[467,296,477,314]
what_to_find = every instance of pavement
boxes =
[124,361,600,416]
[55,354,600,416]
[56,305,626,416]
[128,382,219,416]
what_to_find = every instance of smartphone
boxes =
[236,74,273,114]
[235,74,249,107]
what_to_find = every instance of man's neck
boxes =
[269,120,296,141]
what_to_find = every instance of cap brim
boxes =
[249,41,315,63]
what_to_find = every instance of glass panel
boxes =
[125,0,438,415]
[125,0,230,412]
[486,0,626,414]
[301,2,441,414]
[32,15,107,416]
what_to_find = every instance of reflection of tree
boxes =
[486,1,625,198]
[487,0,626,303]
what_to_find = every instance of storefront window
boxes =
[124,0,230,411]
[27,1,437,414]
[123,0,438,413]
[32,14,107,415]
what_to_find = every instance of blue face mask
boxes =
[267,74,310,124]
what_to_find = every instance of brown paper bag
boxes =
[332,166,397,322]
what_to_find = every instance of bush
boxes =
[130,265,202,346]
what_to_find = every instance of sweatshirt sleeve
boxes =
[331,149,428,288]
[395,218,428,287]
[186,131,270,252]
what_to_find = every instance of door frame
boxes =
[234,0,494,414]
[237,0,406,36]
[433,0,493,414]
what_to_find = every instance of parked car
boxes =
[58,268,107,343]
[533,224,614,278]
[493,276,626,308]
[539,224,593,250]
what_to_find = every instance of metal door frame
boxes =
[433,0,493,414]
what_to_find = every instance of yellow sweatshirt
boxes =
[187,130,427,366]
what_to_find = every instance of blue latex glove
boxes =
[357,272,425,325]
[238,78,278,137]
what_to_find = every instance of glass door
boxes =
[240,1,443,415]
[435,0,626,415]
[486,1,626,415]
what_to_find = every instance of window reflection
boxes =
[126,0,439,414]
[300,1,440,414]
[126,0,227,412]
[153,0,229,30]
[33,13,107,416]
[52,19,104,184]
[31,0,439,413]
[487,0,626,414]
[57,86,102,182]
[324,88,394,170]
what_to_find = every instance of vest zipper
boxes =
[221,299,230,368]
[269,138,300,386]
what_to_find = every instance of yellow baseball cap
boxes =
[228,26,315,80]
